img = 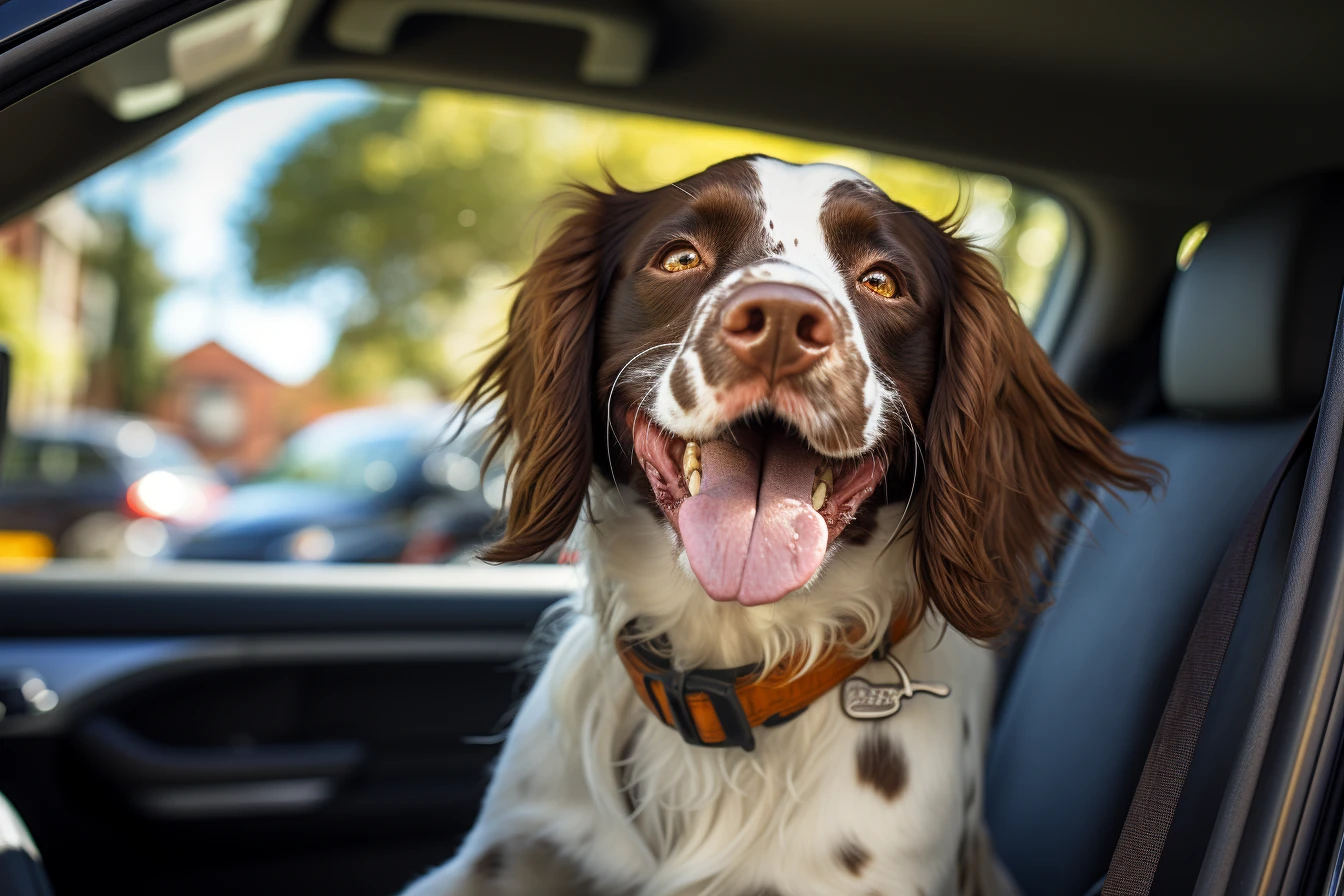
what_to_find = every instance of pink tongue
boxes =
[678,432,828,605]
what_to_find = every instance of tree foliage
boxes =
[0,256,46,407]
[246,87,1065,398]
[86,210,172,412]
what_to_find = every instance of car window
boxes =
[257,430,409,492]
[1,437,116,486]
[0,80,1071,570]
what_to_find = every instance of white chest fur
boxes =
[401,497,1009,896]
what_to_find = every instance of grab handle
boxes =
[326,0,654,85]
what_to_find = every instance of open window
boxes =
[0,79,1072,572]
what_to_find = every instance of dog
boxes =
[403,156,1160,896]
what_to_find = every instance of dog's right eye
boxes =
[660,247,702,272]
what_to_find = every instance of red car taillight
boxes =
[126,472,219,523]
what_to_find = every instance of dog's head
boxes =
[464,156,1160,640]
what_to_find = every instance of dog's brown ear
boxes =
[914,236,1164,640]
[460,189,616,563]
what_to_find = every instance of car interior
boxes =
[2,1,1344,895]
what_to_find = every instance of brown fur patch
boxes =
[480,838,625,896]
[856,733,908,801]
[668,356,698,412]
[836,840,871,875]
[911,230,1164,640]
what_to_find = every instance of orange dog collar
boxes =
[617,615,913,751]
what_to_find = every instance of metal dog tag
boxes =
[842,655,951,720]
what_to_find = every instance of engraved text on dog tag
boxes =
[842,655,951,720]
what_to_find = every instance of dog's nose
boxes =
[720,285,836,381]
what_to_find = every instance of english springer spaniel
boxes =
[403,156,1160,896]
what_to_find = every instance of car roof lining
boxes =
[2,0,1344,226]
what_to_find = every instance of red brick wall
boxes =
[150,342,350,476]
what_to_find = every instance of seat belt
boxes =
[1101,409,1319,896]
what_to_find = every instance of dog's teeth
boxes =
[688,469,702,496]
[812,466,833,511]
[682,441,701,482]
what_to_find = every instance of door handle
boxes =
[78,717,364,786]
[77,717,365,817]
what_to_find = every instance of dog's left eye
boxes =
[660,247,702,272]
[859,268,898,298]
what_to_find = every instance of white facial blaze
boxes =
[649,159,893,451]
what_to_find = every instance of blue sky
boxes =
[79,80,374,384]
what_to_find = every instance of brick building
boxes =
[0,194,104,425]
[149,341,342,477]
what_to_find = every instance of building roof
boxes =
[168,340,283,386]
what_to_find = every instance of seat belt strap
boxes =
[1101,409,1319,896]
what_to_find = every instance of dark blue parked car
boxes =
[0,412,223,561]
[175,404,502,563]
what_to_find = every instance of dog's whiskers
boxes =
[630,378,665,488]
[668,181,699,201]
[882,388,923,553]
[606,342,679,508]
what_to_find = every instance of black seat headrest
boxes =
[1162,173,1344,416]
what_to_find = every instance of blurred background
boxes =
[0,79,1068,570]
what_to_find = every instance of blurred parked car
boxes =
[0,412,224,563]
[175,404,503,563]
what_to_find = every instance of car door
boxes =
[0,564,573,895]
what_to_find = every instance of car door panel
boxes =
[0,564,575,895]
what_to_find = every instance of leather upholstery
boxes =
[986,419,1305,895]
[1162,174,1344,416]
[986,172,1344,895]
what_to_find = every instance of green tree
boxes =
[86,210,171,412]
[247,95,548,396]
[245,87,1065,398]
[0,256,45,406]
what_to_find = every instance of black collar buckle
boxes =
[642,665,756,752]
